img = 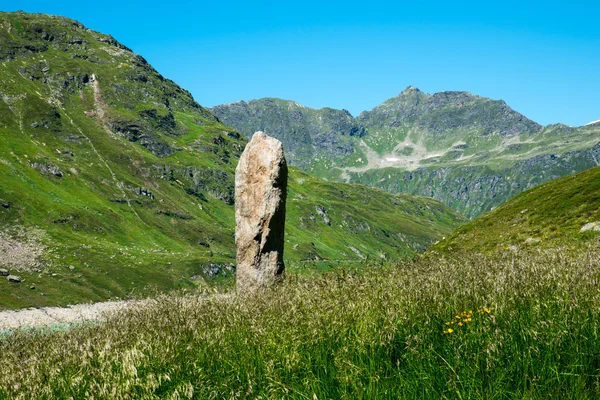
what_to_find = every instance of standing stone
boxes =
[235,132,288,293]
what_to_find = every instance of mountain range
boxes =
[212,88,600,218]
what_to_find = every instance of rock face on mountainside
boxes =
[214,87,600,219]
[235,132,287,293]
[0,12,463,309]
[211,99,366,169]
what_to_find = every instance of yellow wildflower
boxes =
[484,307,491,314]
[458,322,463,326]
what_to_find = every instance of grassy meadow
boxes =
[2,244,600,398]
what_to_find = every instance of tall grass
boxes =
[2,246,600,398]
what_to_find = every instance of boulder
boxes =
[235,132,288,293]
[7,275,21,283]
[0,268,8,276]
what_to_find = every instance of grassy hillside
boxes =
[0,12,463,309]
[431,164,600,254]
[3,245,600,398]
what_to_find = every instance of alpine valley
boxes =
[0,12,463,308]
[4,8,600,400]
[212,88,600,219]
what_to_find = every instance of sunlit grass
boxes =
[2,245,600,398]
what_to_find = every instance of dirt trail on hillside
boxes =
[0,293,231,330]
[0,299,148,330]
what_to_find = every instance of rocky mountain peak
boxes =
[400,85,421,95]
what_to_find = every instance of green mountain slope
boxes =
[0,12,463,309]
[430,165,600,254]
[213,88,600,218]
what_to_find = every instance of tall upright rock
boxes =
[235,132,288,293]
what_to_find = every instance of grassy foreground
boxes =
[2,246,600,398]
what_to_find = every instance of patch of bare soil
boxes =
[0,227,46,272]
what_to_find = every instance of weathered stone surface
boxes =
[0,269,8,276]
[7,275,21,283]
[235,131,287,293]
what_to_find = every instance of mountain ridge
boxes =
[212,87,600,218]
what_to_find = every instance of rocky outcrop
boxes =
[235,132,288,293]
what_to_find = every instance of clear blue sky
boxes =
[5,1,600,126]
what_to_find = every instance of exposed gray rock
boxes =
[347,245,366,260]
[201,263,236,278]
[580,222,600,233]
[0,269,8,276]
[7,275,21,283]
[235,132,287,293]
[29,162,63,177]
[315,205,331,226]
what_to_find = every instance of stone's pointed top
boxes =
[252,131,268,140]
[400,86,421,95]
[249,131,285,153]
[252,130,278,141]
